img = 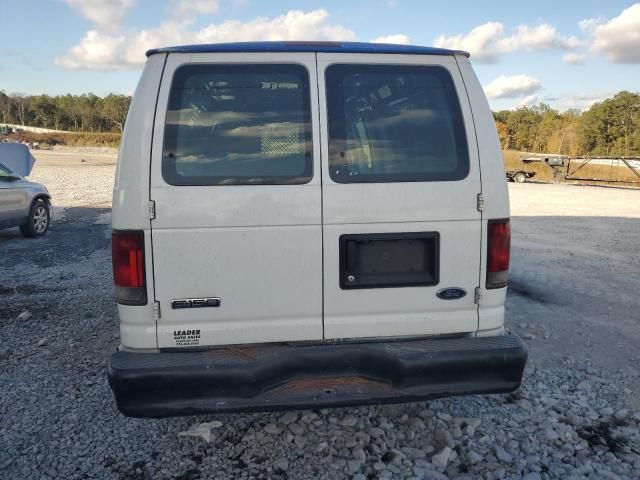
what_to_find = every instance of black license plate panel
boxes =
[339,232,440,289]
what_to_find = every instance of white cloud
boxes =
[551,91,616,111]
[518,94,538,107]
[578,18,601,32]
[56,21,193,70]
[371,34,412,44]
[56,30,127,70]
[497,24,580,51]
[434,21,580,63]
[563,52,586,64]
[434,22,503,62]
[56,9,356,70]
[195,10,356,43]
[483,75,542,99]
[581,4,640,63]
[174,0,219,15]
[64,0,136,31]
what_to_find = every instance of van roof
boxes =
[146,41,470,58]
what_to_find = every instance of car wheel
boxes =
[20,200,50,237]
[514,172,527,183]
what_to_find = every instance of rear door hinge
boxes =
[148,200,156,220]
[474,287,483,305]
[476,194,484,212]
[153,301,161,320]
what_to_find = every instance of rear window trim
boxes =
[161,62,314,187]
[324,63,471,184]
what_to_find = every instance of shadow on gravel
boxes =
[0,284,59,295]
[577,419,632,454]
[507,278,552,305]
[0,206,112,320]
[506,214,640,410]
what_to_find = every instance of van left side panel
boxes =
[113,53,167,350]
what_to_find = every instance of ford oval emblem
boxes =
[437,288,467,300]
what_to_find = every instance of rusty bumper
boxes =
[108,334,527,418]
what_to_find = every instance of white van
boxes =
[108,41,526,417]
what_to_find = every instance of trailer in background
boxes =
[506,170,536,183]
[565,157,640,184]
[518,154,640,185]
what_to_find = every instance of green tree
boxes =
[12,95,30,126]
[29,95,56,129]
[578,92,640,156]
[0,91,12,124]
[532,104,560,152]
[78,93,100,132]
[101,94,131,132]
[506,107,541,152]
[60,94,81,130]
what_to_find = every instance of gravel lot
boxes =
[1,150,639,479]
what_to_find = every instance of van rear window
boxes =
[162,64,313,185]
[325,64,469,183]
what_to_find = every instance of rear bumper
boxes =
[108,334,527,418]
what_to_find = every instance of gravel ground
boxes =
[1,154,639,479]
[26,148,117,221]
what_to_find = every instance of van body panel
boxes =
[113,51,509,349]
[322,221,481,338]
[152,225,323,346]
[321,183,480,224]
[148,53,324,347]
[151,188,320,228]
[112,53,166,349]
[455,58,509,331]
[112,53,166,230]
[317,53,482,339]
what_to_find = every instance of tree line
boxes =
[2,89,639,156]
[0,91,131,133]
[494,91,640,157]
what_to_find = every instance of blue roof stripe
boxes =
[146,41,469,58]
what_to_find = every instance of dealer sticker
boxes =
[173,329,201,347]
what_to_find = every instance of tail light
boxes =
[112,230,147,305]
[486,219,510,289]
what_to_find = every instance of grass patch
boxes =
[4,131,122,148]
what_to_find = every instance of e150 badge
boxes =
[171,297,221,309]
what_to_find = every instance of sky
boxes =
[1,0,639,111]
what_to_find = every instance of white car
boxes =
[108,41,526,417]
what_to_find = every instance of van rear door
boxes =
[317,53,482,339]
[149,53,323,348]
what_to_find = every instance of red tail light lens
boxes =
[112,230,147,305]
[487,219,510,289]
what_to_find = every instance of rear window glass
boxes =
[325,64,469,183]
[163,64,313,185]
